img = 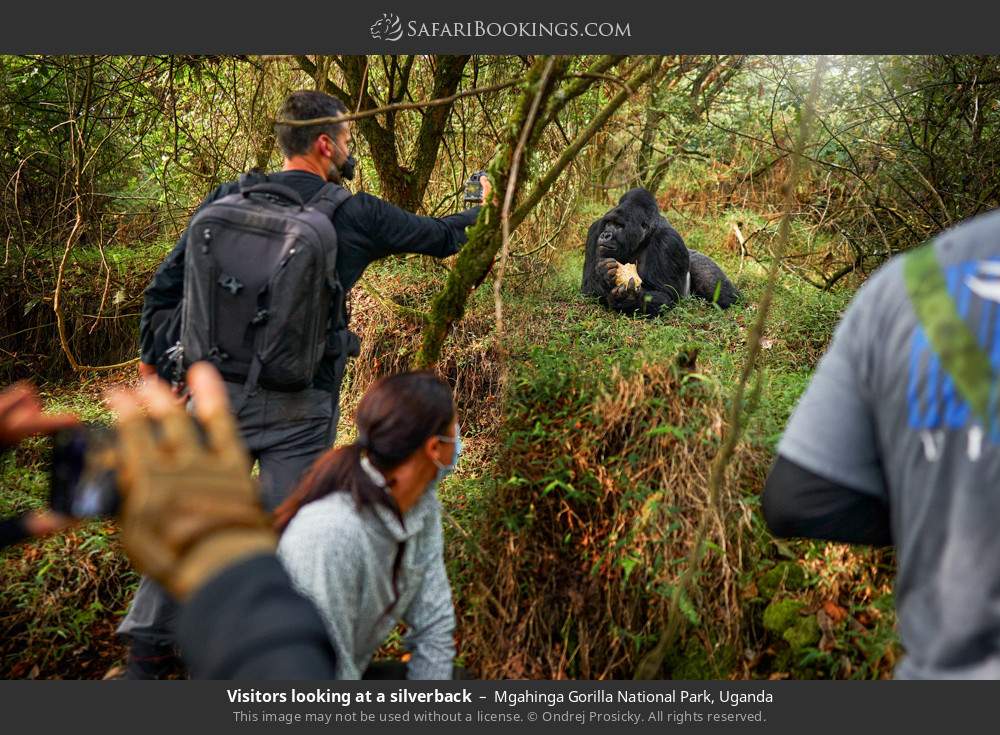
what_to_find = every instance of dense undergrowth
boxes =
[0,200,898,679]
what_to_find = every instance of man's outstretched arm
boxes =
[349,193,481,260]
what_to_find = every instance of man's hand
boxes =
[106,363,275,600]
[480,175,496,207]
[0,383,78,448]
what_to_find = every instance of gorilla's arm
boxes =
[581,219,608,298]
[688,250,739,309]
[609,222,690,316]
[606,280,684,316]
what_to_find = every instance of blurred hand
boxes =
[22,509,72,538]
[137,362,158,381]
[106,363,275,600]
[0,383,78,448]
[139,361,188,404]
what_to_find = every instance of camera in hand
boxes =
[49,419,212,518]
[463,170,488,208]
[50,426,121,518]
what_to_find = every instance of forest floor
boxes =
[0,200,900,679]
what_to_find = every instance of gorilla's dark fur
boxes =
[582,188,738,315]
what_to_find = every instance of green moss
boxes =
[665,637,738,680]
[762,598,806,634]
[782,615,821,651]
[758,561,807,598]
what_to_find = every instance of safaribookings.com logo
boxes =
[370,13,404,41]
[370,13,631,41]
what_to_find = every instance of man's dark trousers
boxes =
[116,381,339,663]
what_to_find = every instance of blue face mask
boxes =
[432,423,462,487]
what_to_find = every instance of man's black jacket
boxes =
[178,554,338,679]
[140,170,480,392]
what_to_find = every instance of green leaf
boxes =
[646,424,686,439]
[620,555,640,580]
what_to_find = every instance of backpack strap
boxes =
[237,169,268,190]
[308,182,354,348]
[239,170,309,209]
[308,182,351,219]
[903,242,998,429]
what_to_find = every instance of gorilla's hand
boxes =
[609,282,644,312]
[598,258,619,290]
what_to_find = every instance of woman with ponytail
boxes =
[275,371,461,680]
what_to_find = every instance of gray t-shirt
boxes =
[779,208,1000,679]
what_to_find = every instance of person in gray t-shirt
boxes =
[763,208,1000,679]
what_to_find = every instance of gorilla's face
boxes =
[596,204,652,262]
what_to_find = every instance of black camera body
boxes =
[463,170,488,209]
[49,419,211,518]
[50,425,121,518]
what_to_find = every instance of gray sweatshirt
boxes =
[276,483,456,680]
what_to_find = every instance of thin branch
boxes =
[512,57,661,230]
[275,79,517,127]
[567,71,633,96]
[494,58,556,338]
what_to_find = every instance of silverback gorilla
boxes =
[582,188,738,315]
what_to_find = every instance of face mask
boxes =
[431,424,462,487]
[339,154,357,181]
[329,136,356,181]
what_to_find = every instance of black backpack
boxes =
[172,173,351,407]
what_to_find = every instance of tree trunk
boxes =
[297,55,470,212]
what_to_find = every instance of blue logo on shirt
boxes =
[907,257,1000,435]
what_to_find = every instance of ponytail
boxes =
[273,442,397,533]
[273,371,454,534]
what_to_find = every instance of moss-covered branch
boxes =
[415,56,570,367]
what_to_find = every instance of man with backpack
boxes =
[119,89,490,678]
[763,208,1000,678]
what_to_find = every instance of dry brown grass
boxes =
[341,281,507,447]
[458,358,767,679]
